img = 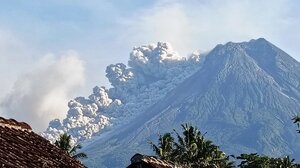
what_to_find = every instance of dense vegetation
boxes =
[149,123,233,167]
[149,120,300,168]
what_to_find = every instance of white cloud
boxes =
[118,0,300,59]
[118,3,191,56]
[1,0,300,131]
[0,51,85,132]
[0,29,40,114]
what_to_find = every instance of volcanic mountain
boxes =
[46,38,300,167]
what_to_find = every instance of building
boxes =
[127,153,184,168]
[0,117,85,168]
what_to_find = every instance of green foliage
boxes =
[55,133,87,160]
[149,132,174,160]
[150,123,234,168]
[150,123,300,168]
[55,133,72,151]
[231,115,300,168]
[293,115,300,133]
[236,153,299,168]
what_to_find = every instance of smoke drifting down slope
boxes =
[42,42,202,143]
[42,38,300,168]
[80,38,300,167]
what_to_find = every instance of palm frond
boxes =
[72,152,88,159]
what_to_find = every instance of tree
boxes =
[149,132,174,160]
[55,133,87,160]
[150,123,234,168]
[147,119,300,168]
[234,115,300,168]
[173,124,233,168]
[293,115,300,133]
[236,153,299,168]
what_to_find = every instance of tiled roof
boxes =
[0,117,85,168]
[128,153,183,168]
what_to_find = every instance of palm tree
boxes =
[293,115,300,133]
[69,143,87,159]
[236,153,300,168]
[55,133,71,151]
[149,133,174,160]
[173,124,202,165]
[174,124,233,168]
[280,156,297,168]
[237,153,269,168]
[55,133,87,159]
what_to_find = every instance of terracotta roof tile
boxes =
[0,117,85,168]
[128,153,185,168]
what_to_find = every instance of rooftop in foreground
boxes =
[0,117,85,168]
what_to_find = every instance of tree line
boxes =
[53,115,300,167]
[148,117,300,168]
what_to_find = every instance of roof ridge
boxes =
[0,117,32,131]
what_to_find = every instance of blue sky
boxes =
[0,0,299,130]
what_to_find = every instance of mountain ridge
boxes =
[81,38,300,167]
[41,38,300,167]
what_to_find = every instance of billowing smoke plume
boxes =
[1,51,85,132]
[42,42,203,143]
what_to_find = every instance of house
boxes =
[0,117,85,168]
[127,153,183,168]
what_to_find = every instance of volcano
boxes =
[49,38,300,167]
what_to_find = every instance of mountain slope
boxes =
[82,38,300,167]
